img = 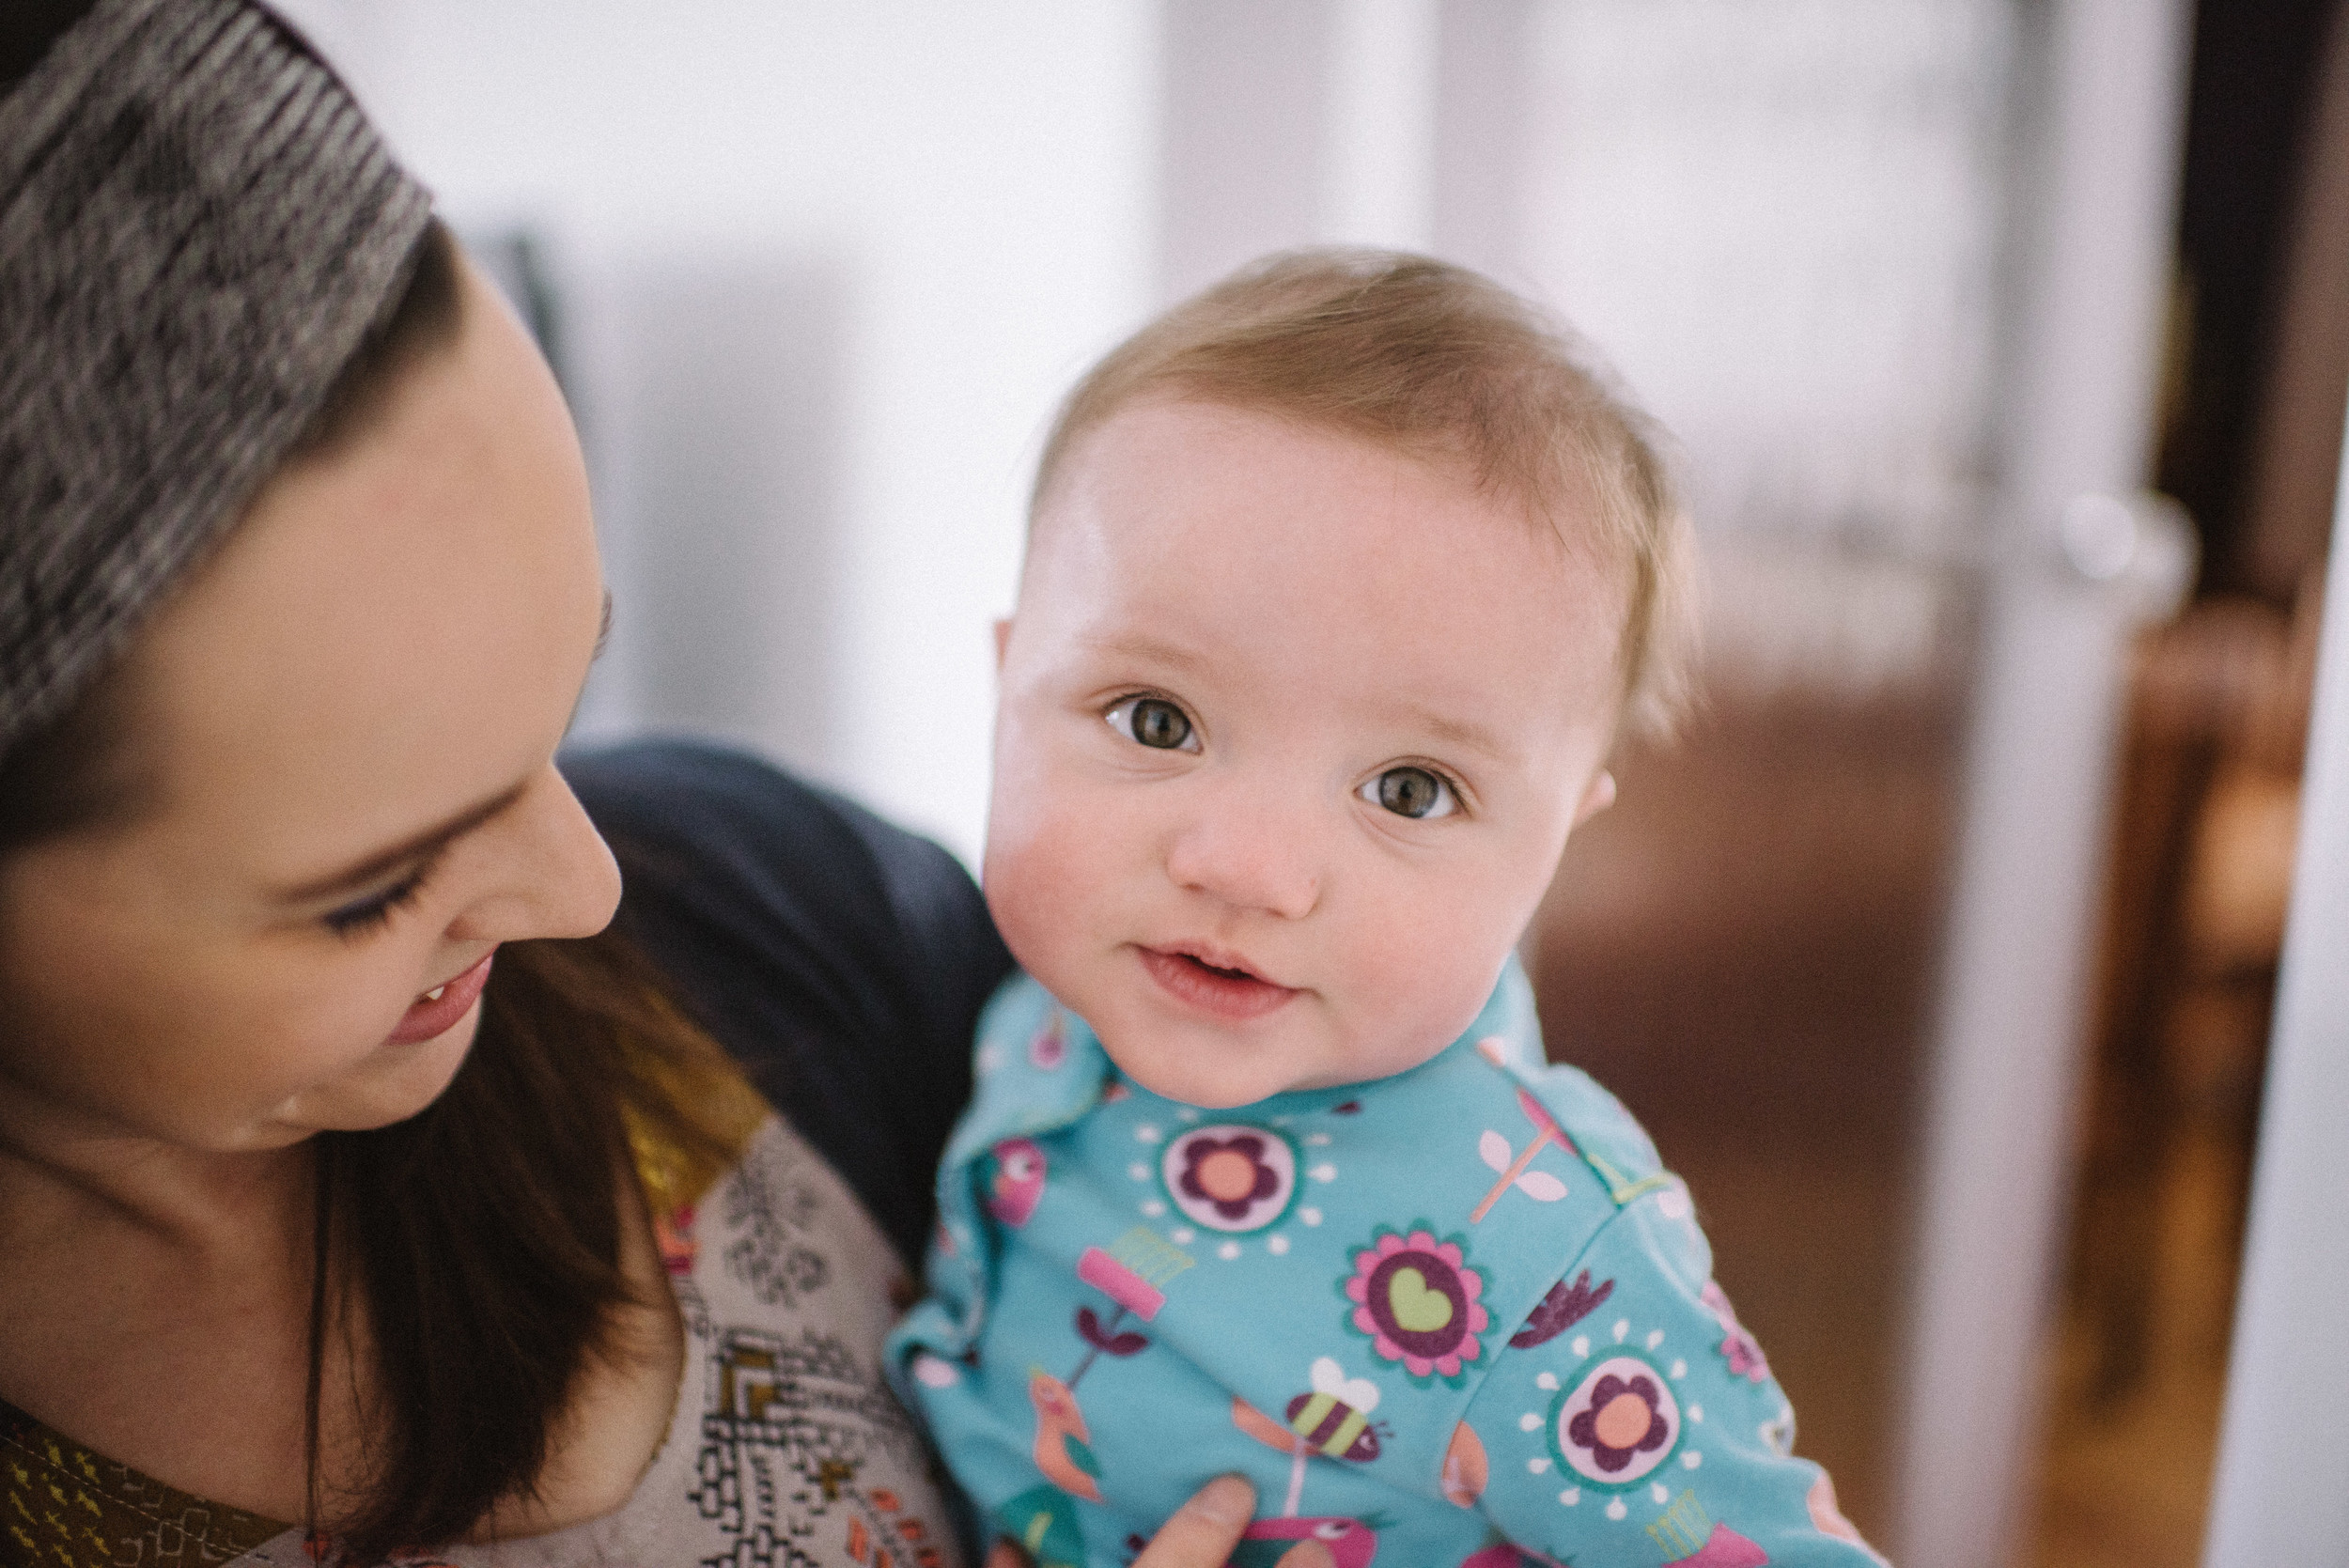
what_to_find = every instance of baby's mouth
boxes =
[1137,945,1299,1022]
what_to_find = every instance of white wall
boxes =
[281,0,2011,849]
[1156,0,1439,300]
[280,0,1162,863]
[1513,0,2013,556]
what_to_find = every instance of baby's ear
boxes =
[1572,768,1616,827]
[992,617,1013,671]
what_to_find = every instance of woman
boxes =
[0,2,1252,1563]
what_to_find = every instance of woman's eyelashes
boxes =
[1360,765,1460,820]
[1105,694,1200,753]
[321,854,443,939]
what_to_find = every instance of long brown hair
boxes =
[0,219,759,1563]
[317,931,754,1560]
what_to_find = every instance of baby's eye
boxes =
[1106,696,1199,753]
[1360,766,1456,820]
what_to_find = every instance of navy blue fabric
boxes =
[565,738,1013,1270]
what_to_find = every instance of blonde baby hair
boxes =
[1031,248,1697,737]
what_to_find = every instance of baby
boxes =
[888,253,1885,1568]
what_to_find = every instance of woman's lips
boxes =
[1137,945,1299,1021]
[387,951,496,1045]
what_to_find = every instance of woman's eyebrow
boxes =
[273,781,530,904]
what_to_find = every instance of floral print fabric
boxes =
[890,964,1888,1568]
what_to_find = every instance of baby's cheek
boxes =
[981,836,1062,979]
[1334,908,1502,1069]
[984,792,1109,978]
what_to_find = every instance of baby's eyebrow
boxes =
[1394,702,1512,764]
[1082,633,1213,676]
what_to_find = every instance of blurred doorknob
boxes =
[2056,489,2198,621]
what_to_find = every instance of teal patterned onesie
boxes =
[887,963,1888,1568]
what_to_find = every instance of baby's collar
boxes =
[944,978,1118,1171]
[947,960,1543,1172]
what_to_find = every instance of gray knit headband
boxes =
[0,0,431,760]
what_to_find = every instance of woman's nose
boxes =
[1163,793,1321,921]
[446,765,623,942]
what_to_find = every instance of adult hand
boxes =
[983,1475,1256,1568]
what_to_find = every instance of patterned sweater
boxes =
[3,1113,962,1568]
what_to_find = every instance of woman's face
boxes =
[0,256,620,1157]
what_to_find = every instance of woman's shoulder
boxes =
[562,739,1013,1268]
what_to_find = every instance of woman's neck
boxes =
[0,1080,686,1541]
[0,1079,329,1527]
[0,1070,315,1256]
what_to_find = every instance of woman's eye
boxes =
[321,859,438,939]
[1107,696,1199,753]
[1361,766,1456,820]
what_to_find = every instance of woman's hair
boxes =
[0,215,462,850]
[319,926,754,1562]
[1034,249,1699,736]
[0,220,758,1565]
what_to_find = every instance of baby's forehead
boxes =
[1035,399,1630,604]
[1025,402,1634,711]
[1047,397,1591,534]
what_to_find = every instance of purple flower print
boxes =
[1564,1373,1670,1474]
[1177,1134,1279,1221]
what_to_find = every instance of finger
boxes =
[1132,1474,1256,1568]
[986,1541,1034,1568]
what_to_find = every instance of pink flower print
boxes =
[1564,1372,1671,1474]
[1177,1133,1279,1222]
[1669,1526,1769,1568]
[1343,1227,1488,1383]
[1029,1011,1068,1068]
[1702,1280,1771,1383]
[1078,1246,1169,1320]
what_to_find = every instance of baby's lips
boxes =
[1136,945,1300,1022]
[1153,939,1285,987]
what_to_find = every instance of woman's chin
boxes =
[274,1003,484,1137]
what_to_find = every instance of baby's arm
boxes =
[1460,1191,1888,1565]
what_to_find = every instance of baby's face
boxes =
[985,400,1625,1108]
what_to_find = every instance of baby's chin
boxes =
[1100,1035,1371,1110]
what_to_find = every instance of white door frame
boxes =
[1895,3,2194,1564]
[2201,422,2349,1563]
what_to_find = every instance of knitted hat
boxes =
[0,0,432,760]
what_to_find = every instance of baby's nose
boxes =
[1163,804,1322,920]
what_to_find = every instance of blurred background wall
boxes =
[282,0,1160,862]
[273,5,2344,1565]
